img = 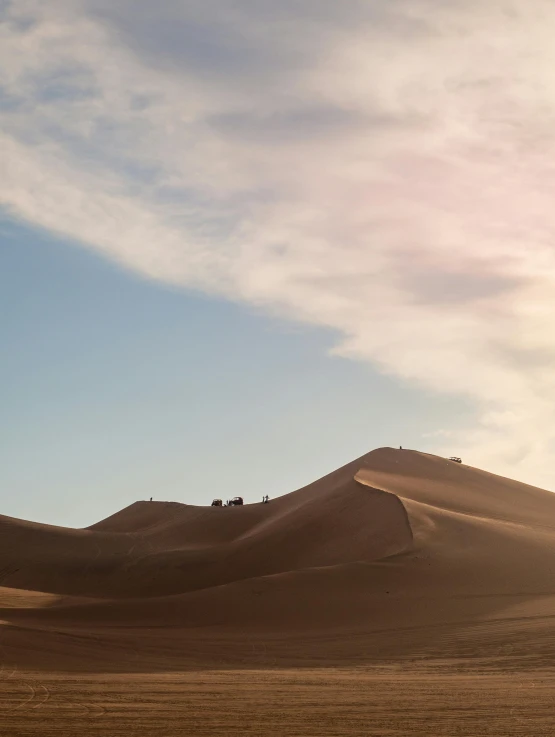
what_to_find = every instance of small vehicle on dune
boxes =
[229,496,244,506]
[448,457,462,463]
[211,498,223,506]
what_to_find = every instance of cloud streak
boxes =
[3,0,555,486]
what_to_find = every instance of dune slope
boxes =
[0,461,412,597]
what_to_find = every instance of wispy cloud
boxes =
[3,0,555,486]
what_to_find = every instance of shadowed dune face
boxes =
[0,471,412,598]
[3,447,555,672]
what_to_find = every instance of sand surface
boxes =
[2,447,555,735]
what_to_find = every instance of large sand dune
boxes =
[2,446,555,675]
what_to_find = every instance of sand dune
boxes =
[0,458,411,599]
[3,446,555,674]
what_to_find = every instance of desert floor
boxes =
[2,664,555,736]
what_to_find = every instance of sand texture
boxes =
[2,447,555,735]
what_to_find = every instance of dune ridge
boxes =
[0,450,413,599]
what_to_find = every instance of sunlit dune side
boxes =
[0,587,60,609]
[2,447,555,672]
[356,449,555,598]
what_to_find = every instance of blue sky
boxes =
[2,1,555,525]
[0,218,472,526]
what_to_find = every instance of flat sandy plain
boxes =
[2,448,555,735]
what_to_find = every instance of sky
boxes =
[2,0,555,526]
